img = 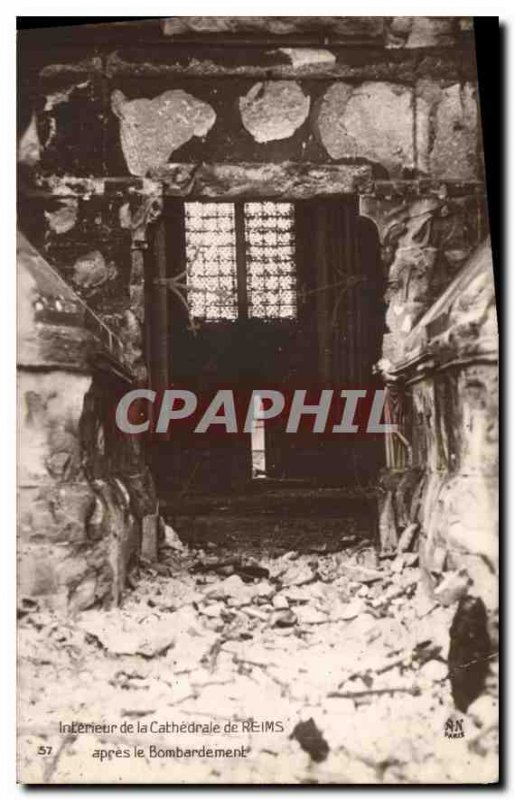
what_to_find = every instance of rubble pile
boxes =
[18,541,498,784]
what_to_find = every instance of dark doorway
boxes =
[145,196,384,497]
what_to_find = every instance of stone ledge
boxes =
[33,171,486,201]
[101,46,477,83]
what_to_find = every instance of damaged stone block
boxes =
[162,16,385,41]
[387,17,460,49]
[111,89,216,176]
[434,568,471,606]
[416,82,480,180]
[277,48,336,69]
[157,161,372,199]
[397,523,419,554]
[314,82,414,175]
[44,198,79,235]
[72,250,111,291]
[239,81,310,143]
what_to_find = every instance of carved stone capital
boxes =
[359,196,443,267]
[359,194,484,365]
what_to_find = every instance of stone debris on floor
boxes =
[18,541,498,784]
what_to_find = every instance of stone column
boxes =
[123,190,164,383]
[123,190,165,560]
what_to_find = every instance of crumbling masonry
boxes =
[18,18,497,645]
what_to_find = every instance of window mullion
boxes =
[235,201,249,320]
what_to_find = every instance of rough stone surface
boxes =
[18,370,89,488]
[434,570,471,606]
[416,82,479,180]
[45,198,78,234]
[382,241,498,627]
[18,546,498,783]
[360,195,483,363]
[17,367,143,612]
[111,89,216,176]
[315,82,414,175]
[155,161,372,198]
[239,81,310,143]
[18,113,40,166]
[72,250,110,290]
[387,17,459,49]
[17,231,94,369]
[162,16,385,40]
[277,49,336,68]
[104,48,477,83]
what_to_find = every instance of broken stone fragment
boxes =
[199,602,224,619]
[277,48,336,68]
[418,659,448,682]
[339,564,384,585]
[467,694,498,730]
[356,547,380,569]
[281,563,315,587]
[207,574,251,605]
[163,524,186,552]
[44,199,78,235]
[72,250,110,291]
[434,569,471,606]
[242,606,269,622]
[239,81,310,143]
[335,599,366,621]
[80,611,176,658]
[272,609,297,628]
[296,606,327,625]
[219,573,246,595]
[251,580,275,599]
[397,523,419,553]
[111,89,216,176]
[272,593,289,610]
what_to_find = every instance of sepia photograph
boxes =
[16,14,500,785]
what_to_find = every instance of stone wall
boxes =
[378,240,498,644]
[18,16,487,375]
[18,232,157,613]
[17,18,495,612]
